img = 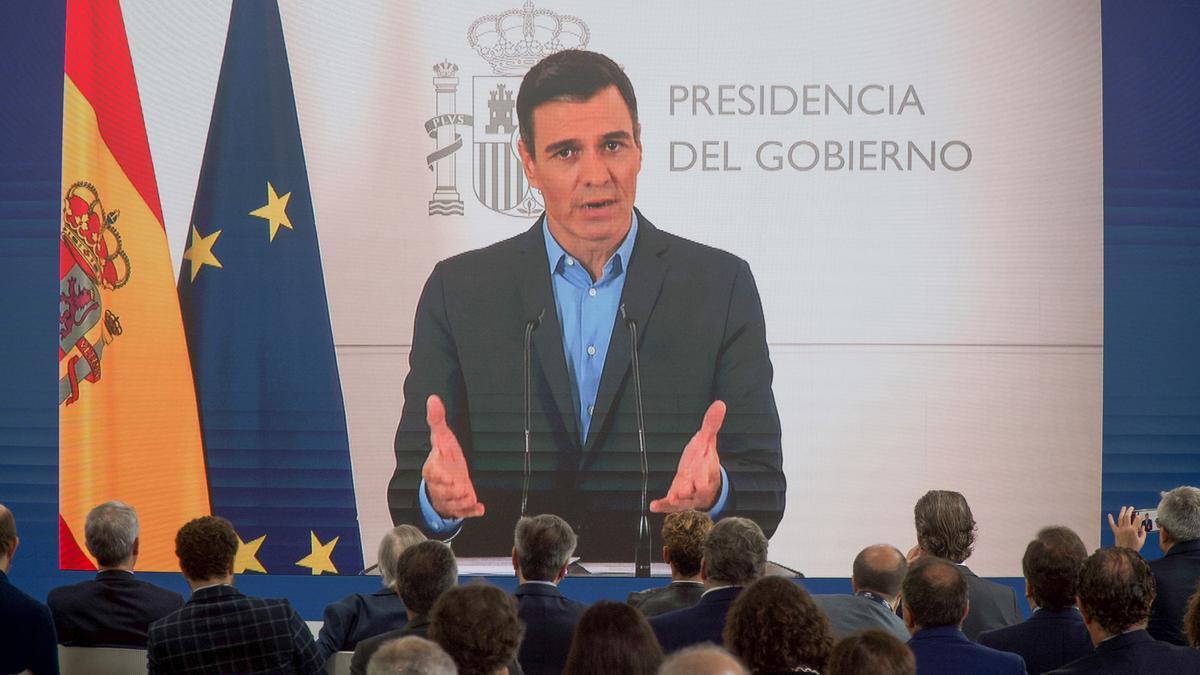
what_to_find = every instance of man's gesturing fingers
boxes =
[422,394,485,519]
[650,400,726,513]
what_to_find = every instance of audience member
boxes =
[47,500,183,647]
[902,557,1025,675]
[562,600,663,675]
[353,540,459,675]
[724,575,832,674]
[1109,485,1200,644]
[0,503,58,675]
[905,490,1020,639]
[826,630,916,675]
[320,524,426,659]
[658,645,748,675]
[628,510,712,617]
[146,515,323,674]
[814,544,909,641]
[1048,547,1200,673]
[977,526,1092,674]
[650,516,768,653]
[1186,583,1200,647]
[430,584,524,675]
[367,635,458,675]
[511,514,588,675]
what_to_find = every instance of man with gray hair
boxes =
[367,636,457,675]
[649,517,768,653]
[658,645,748,675]
[47,500,183,647]
[1110,485,1200,644]
[511,514,587,675]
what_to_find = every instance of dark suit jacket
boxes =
[0,569,58,675]
[317,588,407,659]
[47,569,183,648]
[1048,629,1200,674]
[813,593,909,642]
[649,585,742,654]
[389,211,786,559]
[515,582,588,675]
[977,607,1093,675]
[147,584,324,674]
[1146,538,1200,645]
[628,580,704,618]
[349,614,429,675]
[908,625,1026,675]
[961,566,1022,640]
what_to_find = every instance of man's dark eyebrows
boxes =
[602,130,633,142]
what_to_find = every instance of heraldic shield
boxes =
[472,76,542,217]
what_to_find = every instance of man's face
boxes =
[518,85,642,250]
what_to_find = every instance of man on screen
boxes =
[388,49,785,560]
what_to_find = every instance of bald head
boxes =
[852,544,907,600]
[659,645,748,675]
[0,504,16,567]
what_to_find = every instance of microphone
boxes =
[521,308,545,517]
[621,304,652,578]
[358,562,378,575]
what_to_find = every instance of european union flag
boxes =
[178,0,363,575]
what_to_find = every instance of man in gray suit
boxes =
[814,544,909,641]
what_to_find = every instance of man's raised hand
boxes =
[650,400,726,513]
[421,394,485,519]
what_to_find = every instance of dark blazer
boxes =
[349,614,429,675]
[961,566,1022,640]
[515,582,588,675]
[317,587,407,659]
[1146,538,1200,645]
[813,593,909,642]
[977,607,1093,675]
[649,585,742,653]
[907,625,1026,675]
[147,584,324,674]
[628,580,704,617]
[388,211,786,559]
[47,569,183,648]
[1048,629,1200,674]
[0,569,58,675]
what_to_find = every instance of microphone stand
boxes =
[622,305,652,577]
[521,308,544,518]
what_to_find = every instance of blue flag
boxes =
[178,0,363,575]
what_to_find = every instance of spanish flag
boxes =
[58,0,209,571]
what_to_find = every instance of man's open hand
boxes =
[1108,505,1147,552]
[650,400,726,513]
[421,395,485,519]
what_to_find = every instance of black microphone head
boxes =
[620,303,632,324]
[527,307,544,329]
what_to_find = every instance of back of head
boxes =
[724,576,832,674]
[85,501,139,568]
[514,514,576,581]
[826,630,916,675]
[1077,547,1156,634]
[563,601,663,675]
[516,50,639,154]
[658,645,748,675]
[379,524,428,589]
[1157,486,1200,542]
[430,583,523,675]
[1022,526,1088,611]
[902,557,968,629]
[662,510,713,577]
[852,544,907,599]
[367,636,458,675]
[0,503,15,561]
[175,515,237,581]
[913,490,976,563]
[703,517,768,586]
[1185,586,1200,648]
[397,540,458,615]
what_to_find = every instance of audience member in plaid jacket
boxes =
[147,516,324,674]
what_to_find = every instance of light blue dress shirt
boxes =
[419,213,727,533]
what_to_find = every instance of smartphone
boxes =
[1135,508,1159,533]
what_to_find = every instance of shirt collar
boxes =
[543,211,639,280]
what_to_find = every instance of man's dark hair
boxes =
[563,601,663,675]
[914,490,977,563]
[826,629,916,675]
[703,517,768,585]
[396,540,458,615]
[175,515,237,581]
[430,583,524,675]
[516,49,639,155]
[1077,547,1157,634]
[1022,526,1088,611]
[514,514,576,581]
[852,544,907,598]
[902,557,968,629]
[0,504,16,559]
[662,510,712,577]
[724,576,833,674]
